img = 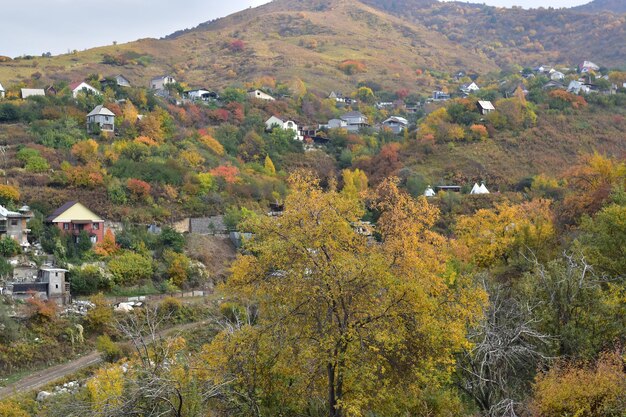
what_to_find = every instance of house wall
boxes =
[88,115,115,132]
[54,221,105,243]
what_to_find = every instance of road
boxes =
[0,320,209,401]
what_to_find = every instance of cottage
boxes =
[0,82,4,99]
[578,61,600,73]
[10,267,70,305]
[264,116,303,140]
[70,81,100,98]
[477,101,495,115]
[151,75,176,90]
[567,80,592,95]
[87,105,115,133]
[381,116,408,134]
[340,111,369,132]
[21,88,45,99]
[0,205,32,248]
[45,85,58,96]
[184,88,218,101]
[320,118,348,130]
[114,74,131,87]
[46,201,105,244]
[550,71,565,81]
[329,91,345,102]
[542,80,566,91]
[432,91,450,101]
[247,89,275,101]
[460,82,480,95]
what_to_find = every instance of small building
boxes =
[381,116,408,134]
[10,267,70,305]
[45,85,58,96]
[477,100,495,115]
[470,182,490,195]
[341,111,369,132]
[432,91,450,101]
[0,82,4,99]
[70,81,100,98]
[424,186,436,197]
[550,71,565,81]
[114,74,131,87]
[567,80,592,95]
[0,205,33,248]
[21,88,45,99]
[184,88,218,101]
[460,82,480,95]
[247,89,275,101]
[265,116,303,140]
[151,75,176,90]
[436,185,461,193]
[320,118,348,130]
[542,80,566,91]
[578,61,600,73]
[87,105,115,133]
[46,201,105,244]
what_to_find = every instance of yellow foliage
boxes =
[88,365,124,413]
[199,134,225,156]
[180,149,205,168]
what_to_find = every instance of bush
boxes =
[0,184,20,204]
[108,251,153,286]
[96,334,123,362]
[0,236,21,257]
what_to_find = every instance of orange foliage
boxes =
[61,162,105,188]
[549,90,588,109]
[134,136,158,147]
[126,178,152,200]
[210,165,239,184]
[71,139,99,163]
[94,229,120,257]
[199,134,225,156]
[338,60,367,75]
[27,297,57,321]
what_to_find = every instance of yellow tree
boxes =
[209,173,485,417]
[264,155,276,175]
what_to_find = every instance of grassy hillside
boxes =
[575,0,626,14]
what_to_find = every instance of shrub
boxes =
[96,334,123,362]
[0,236,21,257]
[108,251,153,286]
[338,60,367,75]
[126,178,151,201]
[228,39,245,52]
[0,184,20,204]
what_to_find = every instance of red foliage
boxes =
[357,143,402,185]
[209,109,230,123]
[210,165,239,184]
[396,89,410,99]
[126,178,151,200]
[226,102,245,124]
[228,39,245,52]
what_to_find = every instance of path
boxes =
[0,320,209,401]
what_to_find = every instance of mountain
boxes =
[0,0,625,92]
[574,0,626,14]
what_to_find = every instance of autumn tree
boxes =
[264,155,276,175]
[207,173,484,417]
[95,229,120,257]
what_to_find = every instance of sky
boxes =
[1,0,592,58]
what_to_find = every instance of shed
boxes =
[477,101,495,115]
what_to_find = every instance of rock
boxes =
[37,391,52,402]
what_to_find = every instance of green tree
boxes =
[108,251,153,286]
[0,237,20,257]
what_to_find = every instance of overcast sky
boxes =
[1,0,591,57]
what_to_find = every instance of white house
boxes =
[150,75,176,90]
[320,119,348,130]
[477,101,495,115]
[424,186,436,197]
[87,105,115,133]
[265,116,303,140]
[567,80,592,95]
[0,82,4,99]
[550,71,565,81]
[248,89,275,101]
[381,116,408,134]
[184,88,216,101]
[21,88,45,99]
[579,61,600,73]
[470,182,490,195]
[70,81,100,98]
[460,82,480,95]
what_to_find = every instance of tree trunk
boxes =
[328,363,337,417]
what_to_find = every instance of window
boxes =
[10,219,18,226]
[93,223,100,230]
[55,284,58,289]
[63,223,70,230]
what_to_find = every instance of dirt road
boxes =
[0,320,209,401]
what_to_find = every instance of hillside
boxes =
[1,0,626,94]
[575,0,626,14]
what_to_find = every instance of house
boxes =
[0,205,33,248]
[470,182,490,195]
[70,81,100,98]
[247,89,275,101]
[579,61,600,73]
[46,201,105,244]
[460,82,480,95]
[550,71,565,81]
[87,105,115,133]
[0,82,4,99]
[114,74,131,87]
[424,186,436,197]
[381,116,408,134]
[10,267,70,305]
[45,85,58,96]
[340,111,369,132]
[184,88,218,101]
[567,80,592,95]
[320,118,348,130]
[151,75,176,90]
[477,101,495,115]
[21,88,45,99]
[432,91,450,101]
[264,116,303,140]
[542,80,566,91]
[375,102,394,110]
[329,91,345,102]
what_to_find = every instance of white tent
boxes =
[424,186,436,197]
[470,182,490,195]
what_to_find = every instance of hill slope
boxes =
[575,0,626,14]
